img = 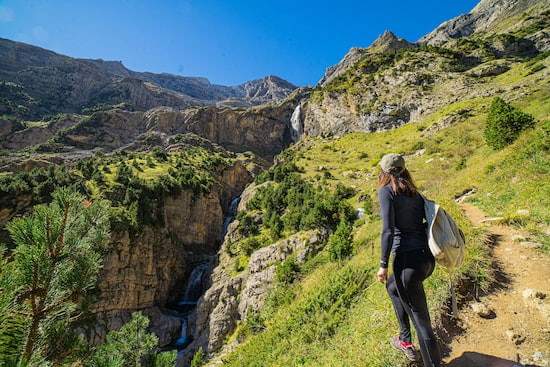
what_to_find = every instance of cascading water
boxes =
[170,197,241,351]
[181,263,209,304]
[222,197,240,238]
[290,104,303,142]
[171,263,208,350]
[175,319,188,346]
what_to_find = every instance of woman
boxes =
[376,153,441,367]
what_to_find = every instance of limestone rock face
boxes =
[0,114,82,151]
[94,190,227,310]
[52,103,295,161]
[1,100,296,162]
[88,161,252,346]
[184,228,329,361]
[419,0,548,46]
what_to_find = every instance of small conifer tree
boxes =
[484,97,535,150]
[0,188,111,365]
[87,311,176,367]
[328,219,353,260]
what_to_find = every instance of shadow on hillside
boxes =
[445,351,525,367]
[484,233,513,292]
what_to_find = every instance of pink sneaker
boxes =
[390,336,421,362]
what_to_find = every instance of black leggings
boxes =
[386,248,441,367]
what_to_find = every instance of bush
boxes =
[484,97,535,150]
[276,258,301,285]
[240,237,262,256]
[87,312,176,367]
[152,146,168,162]
[328,219,353,260]
[190,347,205,367]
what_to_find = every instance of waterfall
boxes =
[169,197,241,351]
[222,197,240,238]
[181,263,209,303]
[175,319,188,346]
[290,104,303,142]
[171,263,209,350]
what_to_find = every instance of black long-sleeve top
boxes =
[378,184,428,268]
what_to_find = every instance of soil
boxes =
[441,203,550,367]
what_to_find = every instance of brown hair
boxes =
[378,169,419,196]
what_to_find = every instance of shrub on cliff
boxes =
[328,219,353,260]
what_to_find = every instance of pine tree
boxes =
[484,97,535,150]
[87,312,176,367]
[328,219,353,260]
[0,188,111,365]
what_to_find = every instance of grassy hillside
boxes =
[207,53,549,366]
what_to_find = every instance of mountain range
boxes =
[0,37,297,121]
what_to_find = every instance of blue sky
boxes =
[0,0,480,86]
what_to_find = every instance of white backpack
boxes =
[422,195,465,268]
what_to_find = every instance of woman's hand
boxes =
[377,267,388,283]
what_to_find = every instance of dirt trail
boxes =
[443,203,550,367]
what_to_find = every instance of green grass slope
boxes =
[206,52,549,367]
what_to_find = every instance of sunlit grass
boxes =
[213,53,550,365]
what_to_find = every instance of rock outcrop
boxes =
[184,225,329,364]
[299,0,549,138]
[1,101,297,162]
[55,103,294,162]
[418,0,548,48]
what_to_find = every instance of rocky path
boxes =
[443,203,550,367]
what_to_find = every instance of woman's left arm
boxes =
[378,186,395,269]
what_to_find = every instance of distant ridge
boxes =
[0,37,298,120]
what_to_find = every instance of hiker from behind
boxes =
[376,153,441,367]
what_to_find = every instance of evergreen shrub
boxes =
[484,97,535,150]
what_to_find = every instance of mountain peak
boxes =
[0,37,298,120]
[318,30,413,87]
[368,30,414,53]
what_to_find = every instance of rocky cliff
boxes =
[181,181,330,364]
[13,101,297,163]
[419,0,549,50]
[88,159,252,347]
